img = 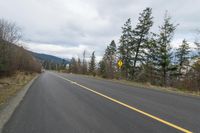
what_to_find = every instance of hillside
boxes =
[0,39,42,76]
[30,52,70,70]
[30,52,70,64]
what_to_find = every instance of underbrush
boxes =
[0,71,36,106]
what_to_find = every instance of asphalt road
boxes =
[2,71,200,133]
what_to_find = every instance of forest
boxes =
[68,7,200,92]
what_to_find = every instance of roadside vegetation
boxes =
[0,19,41,76]
[0,18,41,105]
[0,72,36,105]
[65,7,200,93]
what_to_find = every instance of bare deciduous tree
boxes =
[0,18,22,43]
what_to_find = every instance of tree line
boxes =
[42,59,66,70]
[68,7,200,92]
[0,19,42,76]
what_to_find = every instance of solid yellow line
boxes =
[53,73,192,133]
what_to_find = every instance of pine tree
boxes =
[69,57,77,73]
[89,51,96,76]
[175,39,190,76]
[156,13,177,86]
[118,18,132,79]
[138,33,158,83]
[103,40,117,78]
[132,7,153,79]
[98,60,106,78]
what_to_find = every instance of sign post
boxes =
[117,60,123,69]
[117,60,123,80]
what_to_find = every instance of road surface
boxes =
[2,71,200,133]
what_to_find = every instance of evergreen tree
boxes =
[89,51,96,76]
[138,33,158,83]
[104,40,117,78]
[69,57,77,73]
[132,7,153,79]
[118,18,132,79]
[98,60,106,78]
[175,39,190,76]
[156,13,177,86]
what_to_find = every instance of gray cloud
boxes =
[0,0,199,58]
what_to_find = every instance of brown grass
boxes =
[0,72,36,106]
[65,73,200,97]
[109,79,200,97]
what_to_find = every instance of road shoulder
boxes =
[0,74,39,133]
[61,72,200,98]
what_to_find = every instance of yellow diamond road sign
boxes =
[117,60,123,68]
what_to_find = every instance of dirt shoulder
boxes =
[0,72,37,106]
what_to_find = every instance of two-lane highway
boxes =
[3,71,200,133]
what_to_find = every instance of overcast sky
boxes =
[0,0,199,59]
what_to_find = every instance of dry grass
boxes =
[109,79,200,97]
[0,72,36,106]
[66,73,200,97]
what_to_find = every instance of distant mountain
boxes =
[30,52,70,64]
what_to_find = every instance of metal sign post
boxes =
[117,60,123,80]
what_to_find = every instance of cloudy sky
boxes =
[0,0,199,59]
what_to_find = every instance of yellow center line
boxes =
[52,73,192,133]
